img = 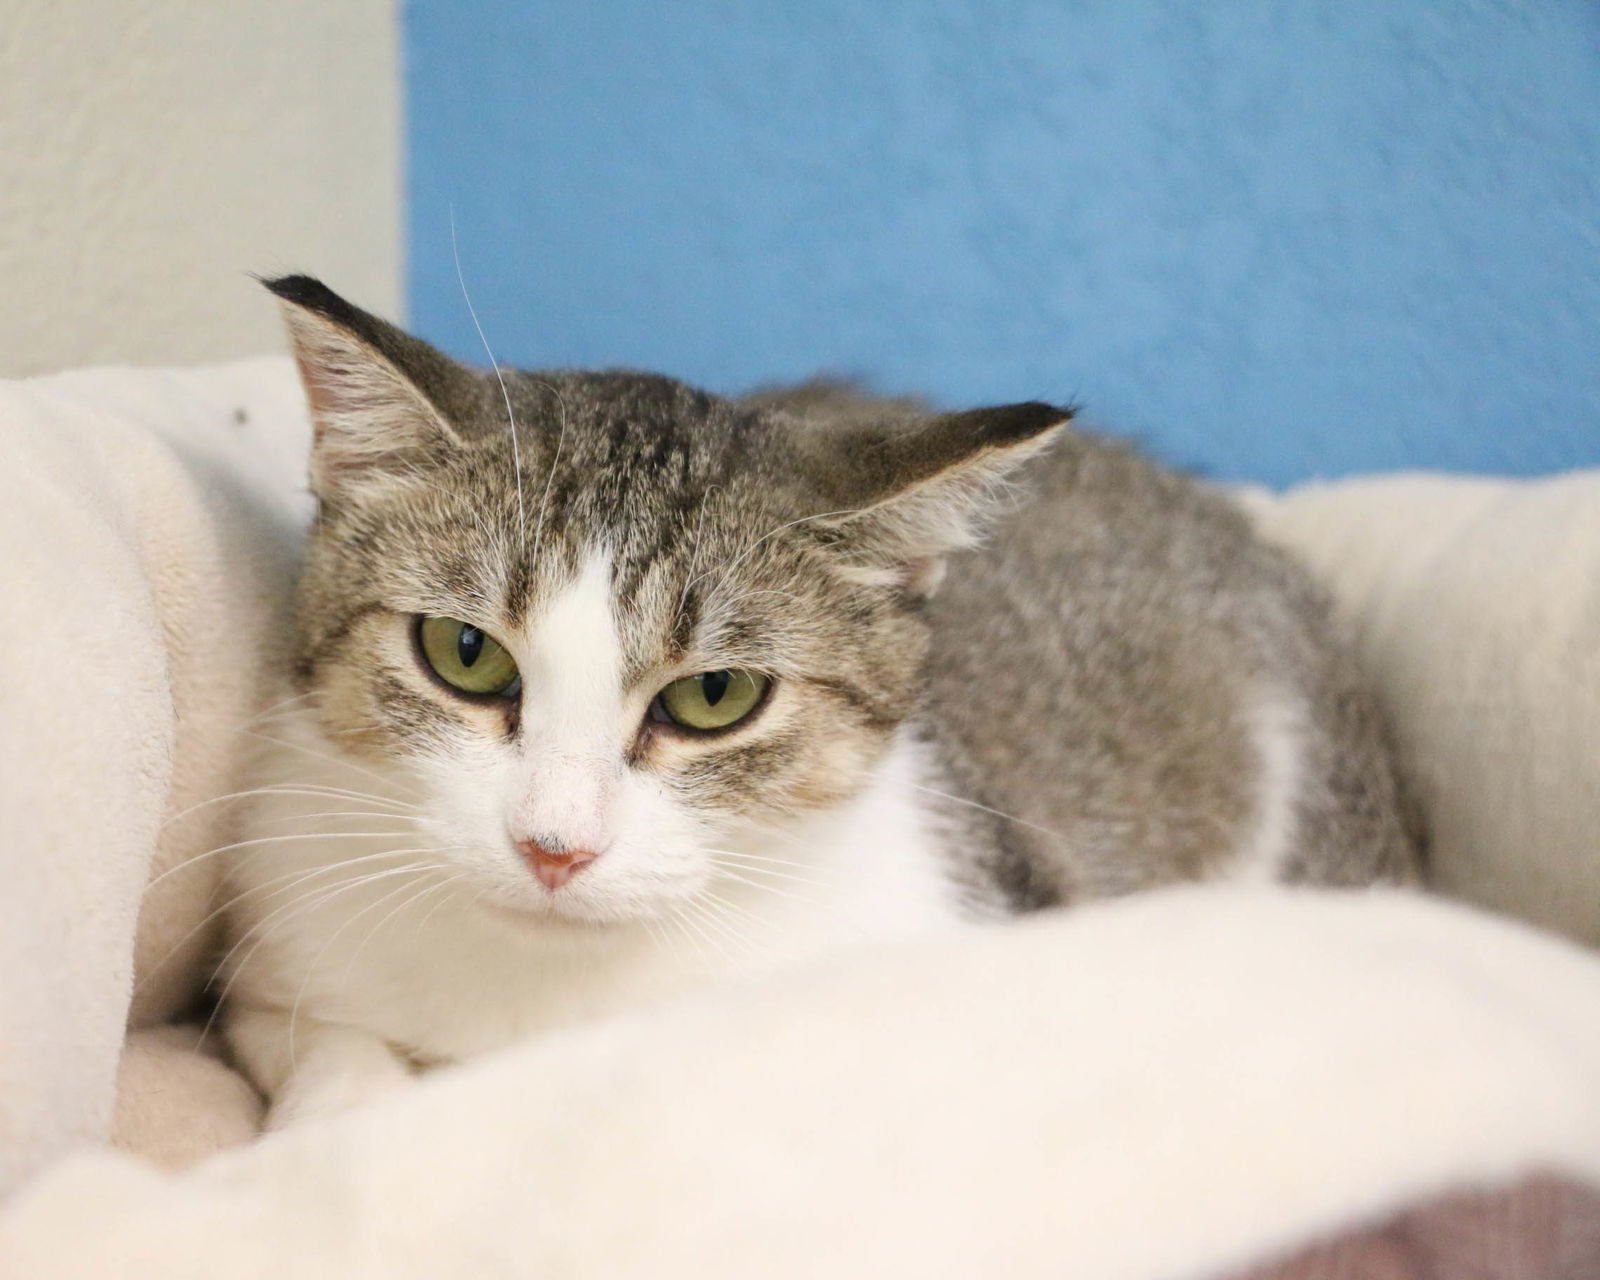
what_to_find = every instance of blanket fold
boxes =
[4,890,1600,1279]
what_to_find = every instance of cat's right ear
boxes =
[787,400,1073,596]
[263,275,473,500]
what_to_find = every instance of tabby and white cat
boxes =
[222,276,1417,1127]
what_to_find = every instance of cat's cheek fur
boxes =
[645,679,872,820]
[222,711,966,1073]
[300,611,475,763]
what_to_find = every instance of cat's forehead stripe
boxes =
[527,546,618,664]
[520,546,625,746]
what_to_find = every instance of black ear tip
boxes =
[1017,400,1076,431]
[259,273,322,302]
[259,274,365,328]
[962,399,1075,444]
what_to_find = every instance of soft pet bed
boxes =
[0,361,1596,1278]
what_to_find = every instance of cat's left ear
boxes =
[264,275,478,501]
[796,401,1073,594]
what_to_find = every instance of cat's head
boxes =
[269,275,1069,924]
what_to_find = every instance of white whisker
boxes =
[640,909,691,973]
[669,899,734,968]
[674,483,721,629]
[410,875,469,933]
[242,730,409,793]
[235,691,317,731]
[525,377,571,580]
[201,864,432,1050]
[701,846,817,872]
[337,875,455,987]
[255,809,419,828]
[708,863,823,905]
[713,587,804,611]
[282,869,439,1067]
[452,205,526,533]
[912,783,1069,844]
[144,830,426,896]
[663,903,719,970]
[691,507,864,604]
[705,852,829,889]
[682,893,758,960]
[697,886,773,934]
[162,783,418,830]
[137,848,434,992]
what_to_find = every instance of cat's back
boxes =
[923,427,1419,908]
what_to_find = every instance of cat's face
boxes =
[272,276,1066,924]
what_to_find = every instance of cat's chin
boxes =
[473,888,661,932]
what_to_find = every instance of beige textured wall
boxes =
[0,1,400,376]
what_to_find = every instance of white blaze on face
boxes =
[505,548,625,855]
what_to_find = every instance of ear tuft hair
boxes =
[264,275,473,500]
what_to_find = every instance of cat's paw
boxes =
[265,1050,414,1132]
[227,1006,416,1133]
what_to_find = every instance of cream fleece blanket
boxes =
[0,361,308,1193]
[5,888,1600,1280]
[0,360,1597,1275]
[1248,472,1600,948]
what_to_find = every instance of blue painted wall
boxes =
[406,2,1600,485]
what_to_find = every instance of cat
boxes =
[220,275,1419,1128]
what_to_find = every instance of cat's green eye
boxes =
[417,616,520,696]
[653,669,770,733]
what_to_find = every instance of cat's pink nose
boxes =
[515,838,600,891]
